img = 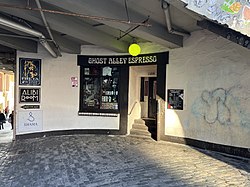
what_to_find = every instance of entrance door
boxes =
[148,77,157,118]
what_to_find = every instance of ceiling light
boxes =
[128,43,141,56]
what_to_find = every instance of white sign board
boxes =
[18,110,43,133]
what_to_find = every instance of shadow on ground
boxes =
[0,135,249,187]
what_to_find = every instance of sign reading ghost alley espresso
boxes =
[77,52,168,66]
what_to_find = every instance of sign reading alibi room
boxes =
[19,88,40,103]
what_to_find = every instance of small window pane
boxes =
[82,77,100,109]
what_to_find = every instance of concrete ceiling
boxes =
[0,0,203,71]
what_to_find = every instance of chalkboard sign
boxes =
[19,88,40,103]
[167,89,184,110]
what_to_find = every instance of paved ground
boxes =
[0,122,13,144]
[0,130,249,187]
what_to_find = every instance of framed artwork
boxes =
[19,58,41,86]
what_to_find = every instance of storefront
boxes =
[14,30,250,158]
[15,50,168,138]
[77,52,168,135]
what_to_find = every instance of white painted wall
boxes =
[166,30,250,148]
[128,67,141,133]
[16,45,122,135]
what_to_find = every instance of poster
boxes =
[71,77,78,87]
[18,110,43,133]
[167,89,184,110]
[19,58,41,86]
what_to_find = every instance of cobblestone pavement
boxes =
[0,134,249,187]
[0,122,13,144]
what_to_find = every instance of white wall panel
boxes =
[166,30,250,148]
[16,45,120,135]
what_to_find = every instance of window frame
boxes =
[79,65,120,114]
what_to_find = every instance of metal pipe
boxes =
[0,2,151,27]
[162,0,190,37]
[35,0,61,57]
[0,33,38,41]
[40,38,57,57]
[0,16,58,57]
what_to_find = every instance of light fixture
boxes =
[128,43,141,56]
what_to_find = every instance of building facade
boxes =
[15,30,250,158]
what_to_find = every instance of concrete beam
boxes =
[0,36,37,52]
[41,0,183,48]
[31,24,81,54]
[0,0,129,52]
[197,20,250,50]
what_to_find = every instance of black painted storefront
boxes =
[77,52,169,135]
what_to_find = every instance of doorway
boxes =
[128,65,157,139]
[148,77,157,119]
[0,71,15,143]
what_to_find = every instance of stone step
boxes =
[130,128,151,136]
[129,134,153,140]
[134,119,145,125]
[132,123,148,131]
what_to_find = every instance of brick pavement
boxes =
[0,134,249,187]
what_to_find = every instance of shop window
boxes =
[80,66,120,113]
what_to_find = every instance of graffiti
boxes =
[221,0,242,14]
[242,5,250,21]
[200,88,231,125]
[192,87,250,128]
[193,0,207,8]
[185,0,250,36]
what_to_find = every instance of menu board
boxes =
[167,89,184,110]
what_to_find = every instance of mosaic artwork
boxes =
[184,0,250,37]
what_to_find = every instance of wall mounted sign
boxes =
[167,89,184,110]
[19,88,40,103]
[77,52,169,66]
[21,105,40,110]
[19,58,41,86]
[18,110,43,133]
[71,77,78,87]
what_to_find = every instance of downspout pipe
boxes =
[162,0,190,37]
[35,0,61,57]
[0,16,58,57]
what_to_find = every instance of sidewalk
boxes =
[0,134,249,187]
[0,122,13,144]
